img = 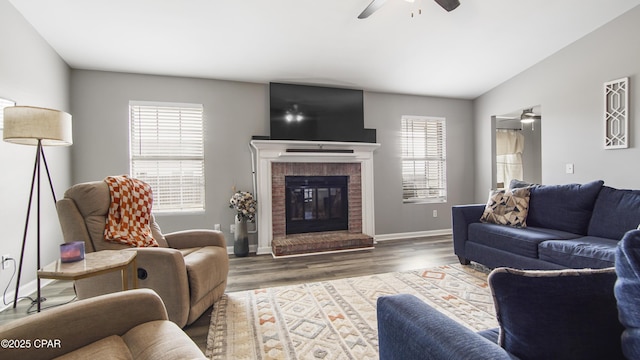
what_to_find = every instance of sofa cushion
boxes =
[54,335,133,360]
[615,230,640,360]
[489,267,623,360]
[477,327,500,344]
[588,186,640,240]
[469,223,580,259]
[527,180,604,235]
[480,188,530,228]
[538,237,617,269]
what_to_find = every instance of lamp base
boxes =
[13,140,58,312]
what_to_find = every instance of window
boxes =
[401,116,447,203]
[129,101,205,212]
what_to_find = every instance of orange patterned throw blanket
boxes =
[104,175,158,247]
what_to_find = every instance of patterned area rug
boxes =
[206,264,497,360]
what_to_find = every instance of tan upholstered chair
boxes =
[0,289,206,359]
[56,180,229,328]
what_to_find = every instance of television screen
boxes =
[269,83,375,143]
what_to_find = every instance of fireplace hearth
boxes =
[285,176,348,235]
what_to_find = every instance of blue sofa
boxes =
[377,230,640,360]
[452,180,640,270]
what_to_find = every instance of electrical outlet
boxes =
[433,210,438,218]
[230,224,236,234]
[214,223,221,231]
[1,254,11,270]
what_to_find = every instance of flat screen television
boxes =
[269,82,376,143]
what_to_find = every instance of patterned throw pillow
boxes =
[480,188,530,228]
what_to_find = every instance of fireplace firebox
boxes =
[285,176,348,234]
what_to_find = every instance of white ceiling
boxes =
[9,0,640,99]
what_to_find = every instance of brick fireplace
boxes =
[250,140,380,256]
[272,163,360,237]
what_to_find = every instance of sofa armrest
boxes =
[0,289,167,360]
[452,204,485,263]
[165,229,227,249]
[377,294,512,360]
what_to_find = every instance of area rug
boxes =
[206,263,497,360]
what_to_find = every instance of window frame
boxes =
[129,101,205,213]
[401,115,447,204]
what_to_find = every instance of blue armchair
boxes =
[377,294,513,360]
[377,229,640,360]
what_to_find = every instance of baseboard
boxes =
[226,244,259,256]
[256,246,273,256]
[226,245,273,256]
[374,228,452,242]
[0,278,55,313]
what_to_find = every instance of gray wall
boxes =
[365,92,474,235]
[474,5,640,202]
[70,70,268,244]
[0,0,71,302]
[70,70,475,243]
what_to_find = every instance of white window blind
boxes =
[129,101,205,212]
[401,116,447,203]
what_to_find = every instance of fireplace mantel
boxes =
[250,140,380,255]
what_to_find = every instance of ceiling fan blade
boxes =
[434,0,460,12]
[358,0,387,19]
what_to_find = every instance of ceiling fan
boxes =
[495,109,542,122]
[358,0,460,19]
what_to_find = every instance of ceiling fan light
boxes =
[520,108,537,121]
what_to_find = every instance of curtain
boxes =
[496,130,524,188]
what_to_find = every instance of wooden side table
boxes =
[38,250,138,308]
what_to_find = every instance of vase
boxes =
[234,216,249,257]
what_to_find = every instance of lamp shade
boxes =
[3,106,72,146]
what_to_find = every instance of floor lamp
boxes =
[2,106,72,312]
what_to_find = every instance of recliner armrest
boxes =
[0,289,167,360]
[127,248,191,327]
[377,294,512,360]
[165,229,227,249]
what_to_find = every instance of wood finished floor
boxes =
[0,235,457,354]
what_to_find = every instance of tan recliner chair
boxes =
[0,289,206,359]
[56,180,229,328]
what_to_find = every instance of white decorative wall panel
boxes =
[604,77,629,149]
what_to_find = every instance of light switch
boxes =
[565,163,574,174]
